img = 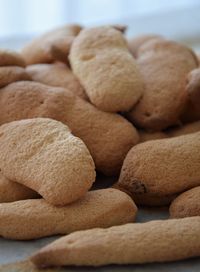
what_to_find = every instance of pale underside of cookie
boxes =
[26,63,87,100]
[0,66,31,88]
[0,81,139,176]
[21,24,82,65]
[0,118,95,206]
[128,40,198,131]
[181,68,200,123]
[118,132,200,197]
[0,50,26,67]
[31,217,200,267]
[170,186,200,218]
[0,171,38,203]
[69,26,143,112]
[0,188,137,240]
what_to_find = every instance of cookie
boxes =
[69,26,143,112]
[128,40,198,131]
[0,188,137,240]
[0,118,95,206]
[0,81,139,175]
[0,66,30,88]
[128,34,162,57]
[0,171,38,203]
[26,63,87,100]
[118,132,200,197]
[170,186,200,218]
[112,24,127,33]
[167,121,200,137]
[21,24,82,65]
[31,217,200,267]
[139,130,167,143]
[113,183,176,206]
[181,68,200,122]
[0,49,25,67]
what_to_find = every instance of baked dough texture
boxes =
[170,186,200,218]
[0,81,139,175]
[0,66,30,88]
[69,26,143,112]
[113,183,176,207]
[181,68,200,122]
[0,188,137,240]
[168,121,200,137]
[21,24,82,64]
[128,34,162,57]
[26,63,87,100]
[0,171,38,203]
[0,50,30,87]
[128,40,198,130]
[118,132,200,197]
[31,217,200,267]
[0,118,95,206]
[139,130,167,143]
[0,50,26,67]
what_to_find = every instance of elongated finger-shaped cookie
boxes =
[170,186,200,218]
[26,63,87,100]
[0,118,95,206]
[128,34,162,57]
[21,24,82,65]
[113,184,176,206]
[0,188,137,240]
[167,121,200,137]
[31,217,200,267]
[116,188,176,207]
[0,66,30,88]
[128,40,198,130]
[0,81,139,176]
[118,132,200,197]
[0,50,26,67]
[69,26,143,112]
[0,171,38,203]
[181,68,200,122]
[139,130,168,143]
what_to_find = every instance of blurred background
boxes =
[0,0,200,52]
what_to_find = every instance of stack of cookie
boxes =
[0,24,199,268]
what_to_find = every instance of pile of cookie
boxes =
[0,24,200,268]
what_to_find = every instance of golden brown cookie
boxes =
[0,66,30,88]
[181,68,200,122]
[167,121,200,137]
[0,188,137,240]
[0,49,26,67]
[118,132,200,197]
[111,24,127,33]
[113,183,176,206]
[0,118,95,206]
[21,24,82,65]
[128,34,162,57]
[69,26,143,112]
[26,63,87,100]
[0,81,139,176]
[139,130,168,143]
[170,186,200,218]
[0,171,38,203]
[31,217,200,267]
[128,40,198,131]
